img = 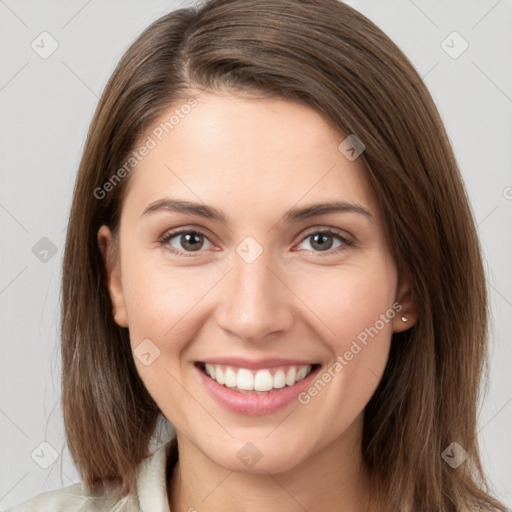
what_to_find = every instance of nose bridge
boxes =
[215,246,293,341]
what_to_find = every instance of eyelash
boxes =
[157,227,355,258]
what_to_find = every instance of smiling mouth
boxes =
[196,362,320,394]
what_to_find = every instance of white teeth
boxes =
[254,370,273,391]
[296,365,309,382]
[215,365,225,385]
[224,367,238,388]
[237,369,254,390]
[205,363,214,378]
[273,369,286,389]
[203,363,314,392]
[285,367,296,386]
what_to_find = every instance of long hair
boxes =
[61,0,507,509]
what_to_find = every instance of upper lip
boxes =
[198,357,319,369]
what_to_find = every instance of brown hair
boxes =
[61,0,507,509]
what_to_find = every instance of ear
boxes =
[97,225,129,328]
[392,277,418,333]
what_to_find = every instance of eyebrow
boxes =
[141,198,373,223]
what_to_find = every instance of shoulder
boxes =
[7,482,129,512]
[8,441,174,512]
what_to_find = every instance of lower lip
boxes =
[195,364,320,416]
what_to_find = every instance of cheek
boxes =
[121,252,222,343]
[290,257,397,407]
[120,257,220,428]
[290,255,397,349]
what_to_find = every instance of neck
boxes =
[168,414,382,512]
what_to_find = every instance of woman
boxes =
[10,0,508,510]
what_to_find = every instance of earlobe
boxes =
[97,225,129,328]
[393,280,418,333]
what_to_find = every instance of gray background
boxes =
[1,0,511,509]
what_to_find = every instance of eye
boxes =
[295,229,354,254]
[158,227,354,257]
[159,229,214,256]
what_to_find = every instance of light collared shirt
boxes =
[9,441,173,512]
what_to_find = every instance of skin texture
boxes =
[98,92,417,512]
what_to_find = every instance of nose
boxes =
[214,250,294,343]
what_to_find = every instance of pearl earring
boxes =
[401,315,408,322]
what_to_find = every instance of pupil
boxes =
[182,233,203,251]
[311,233,332,251]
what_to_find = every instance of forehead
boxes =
[123,92,378,220]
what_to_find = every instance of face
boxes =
[99,91,415,475]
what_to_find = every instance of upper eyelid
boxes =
[299,226,353,239]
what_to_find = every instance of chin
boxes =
[199,436,310,475]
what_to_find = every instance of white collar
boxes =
[132,441,173,512]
